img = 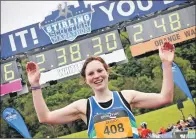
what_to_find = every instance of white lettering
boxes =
[99,2,115,21]
[73,18,77,25]
[52,24,58,31]
[8,34,16,51]
[62,21,68,28]
[164,0,175,4]
[180,134,187,138]
[57,62,83,78]
[137,0,153,11]
[5,114,17,120]
[84,14,90,21]
[77,16,84,24]
[58,23,62,30]
[46,26,52,33]
[117,1,135,16]
[68,19,74,28]
[15,30,28,48]
[30,28,39,45]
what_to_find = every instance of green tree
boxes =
[175,42,196,68]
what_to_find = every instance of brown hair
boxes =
[81,56,109,79]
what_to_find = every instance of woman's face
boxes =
[85,60,109,92]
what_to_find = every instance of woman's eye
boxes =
[88,72,93,76]
[97,69,103,73]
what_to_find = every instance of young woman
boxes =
[26,42,175,138]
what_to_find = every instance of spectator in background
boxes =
[158,127,166,134]
[175,120,183,130]
[138,125,143,137]
[189,114,196,123]
[166,124,173,132]
[140,122,152,138]
[179,120,189,131]
[187,116,196,127]
[172,125,181,132]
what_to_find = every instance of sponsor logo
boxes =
[40,1,94,43]
[101,112,119,119]
[5,111,17,121]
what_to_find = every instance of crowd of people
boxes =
[138,114,196,138]
[159,114,196,133]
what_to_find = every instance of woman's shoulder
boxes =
[120,90,135,103]
[76,99,88,105]
[75,99,88,114]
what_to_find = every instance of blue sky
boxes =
[1,1,104,34]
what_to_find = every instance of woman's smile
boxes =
[94,79,103,85]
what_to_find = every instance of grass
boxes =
[59,99,195,138]
[135,99,195,132]
[59,130,88,138]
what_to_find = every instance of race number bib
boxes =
[94,110,133,138]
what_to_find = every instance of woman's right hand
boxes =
[26,62,40,86]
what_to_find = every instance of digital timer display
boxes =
[1,60,21,84]
[28,30,123,73]
[126,5,195,45]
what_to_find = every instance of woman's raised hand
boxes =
[159,42,175,63]
[26,62,40,86]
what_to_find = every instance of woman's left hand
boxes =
[159,42,175,63]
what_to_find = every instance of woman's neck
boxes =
[93,88,113,102]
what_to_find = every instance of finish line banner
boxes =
[1,0,187,59]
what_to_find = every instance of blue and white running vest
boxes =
[87,91,139,138]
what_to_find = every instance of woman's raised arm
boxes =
[122,42,175,109]
[26,62,87,124]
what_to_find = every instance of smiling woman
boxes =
[26,41,175,138]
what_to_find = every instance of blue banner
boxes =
[2,107,32,138]
[162,62,195,103]
[1,0,187,59]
